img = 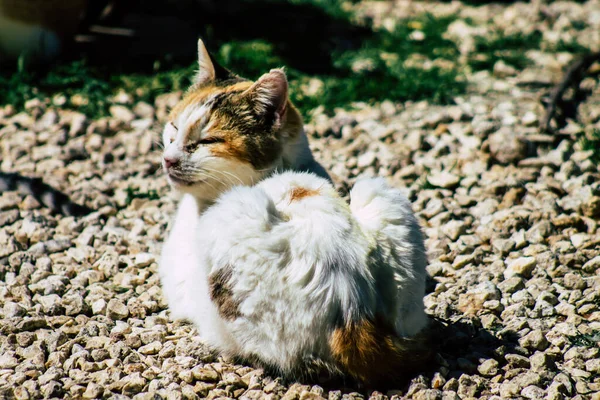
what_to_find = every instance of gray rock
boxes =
[106,299,129,320]
[477,359,499,376]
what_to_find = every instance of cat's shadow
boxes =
[221,315,520,396]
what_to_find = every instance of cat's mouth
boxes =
[167,174,204,187]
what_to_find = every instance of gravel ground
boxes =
[1,1,600,399]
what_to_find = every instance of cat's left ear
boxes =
[243,68,288,119]
[195,39,216,85]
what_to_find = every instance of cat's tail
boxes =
[0,172,92,216]
[348,178,429,337]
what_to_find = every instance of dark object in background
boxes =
[0,0,88,64]
[70,0,370,75]
[540,51,600,133]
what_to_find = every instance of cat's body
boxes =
[159,40,430,386]
[161,172,429,384]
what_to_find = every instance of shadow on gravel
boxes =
[245,316,521,396]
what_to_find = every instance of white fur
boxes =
[160,172,428,374]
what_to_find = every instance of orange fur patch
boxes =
[209,133,249,162]
[329,317,432,386]
[289,187,319,202]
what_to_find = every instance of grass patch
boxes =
[0,8,464,119]
[125,187,160,206]
[579,129,600,163]
[546,39,591,54]
[568,331,600,348]
[213,13,464,113]
[469,30,542,71]
[0,57,195,118]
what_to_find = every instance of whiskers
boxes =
[202,167,245,187]
[181,165,238,193]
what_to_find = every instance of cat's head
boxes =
[162,39,302,201]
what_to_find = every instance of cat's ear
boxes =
[195,39,216,85]
[243,68,288,118]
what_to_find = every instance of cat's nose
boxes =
[164,156,179,169]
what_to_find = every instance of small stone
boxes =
[91,299,107,315]
[428,171,460,189]
[441,220,467,241]
[499,381,520,398]
[563,273,586,290]
[38,294,63,314]
[582,256,600,273]
[452,254,475,269]
[191,366,219,382]
[106,299,129,320]
[135,253,155,267]
[521,385,545,399]
[530,352,555,371]
[493,60,518,78]
[0,352,19,368]
[477,359,499,376]
[506,354,531,368]
[109,105,135,125]
[489,129,528,164]
[519,329,549,350]
[521,111,538,127]
[512,371,542,389]
[504,257,536,278]
[498,276,525,293]
[457,375,481,398]
[122,372,146,394]
[4,302,27,318]
[357,152,377,168]
[585,359,600,374]
[138,341,162,355]
[582,196,600,218]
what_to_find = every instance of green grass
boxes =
[125,187,160,206]
[579,129,600,163]
[568,331,600,348]
[216,13,464,113]
[546,39,592,54]
[0,8,464,119]
[0,57,195,118]
[468,30,543,71]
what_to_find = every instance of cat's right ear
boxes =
[195,39,216,85]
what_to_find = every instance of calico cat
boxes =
[159,39,430,386]
[0,172,92,216]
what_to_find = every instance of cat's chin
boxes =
[167,175,203,187]
[169,179,228,203]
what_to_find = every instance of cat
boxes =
[0,172,92,216]
[159,39,430,386]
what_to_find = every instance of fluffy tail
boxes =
[0,172,92,217]
[349,178,429,337]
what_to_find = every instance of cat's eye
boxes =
[198,136,224,145]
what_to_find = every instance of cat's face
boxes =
[162,39,290,200]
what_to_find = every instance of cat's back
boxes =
[195,172,378,370]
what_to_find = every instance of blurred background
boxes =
[0,0,597,120]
